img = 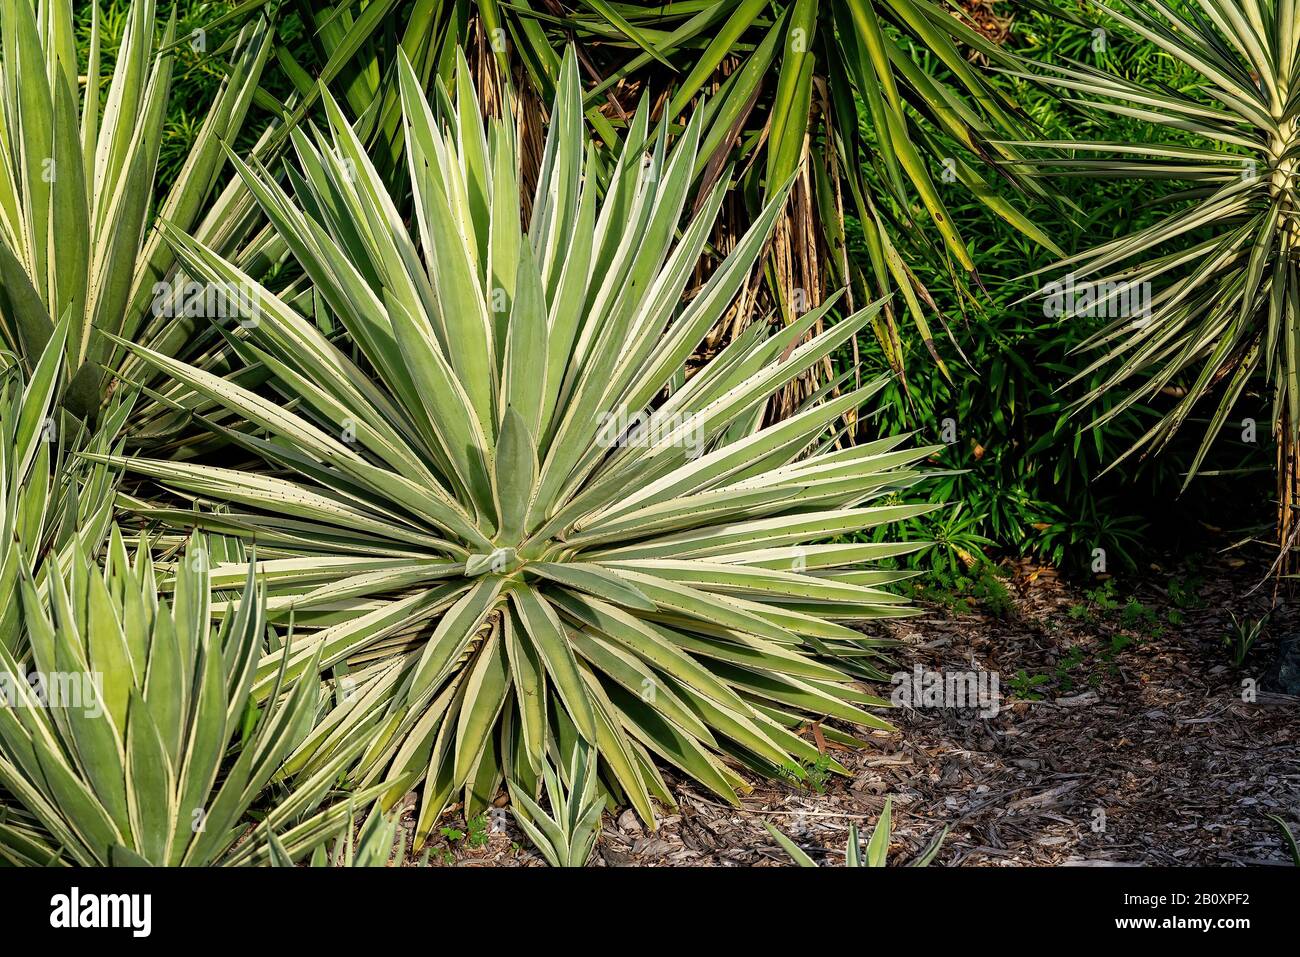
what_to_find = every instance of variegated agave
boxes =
[0,532,366,866]
[0,0,269,414]
[106,50,938,844]
[508,742,604,868]
[1,323,129,654]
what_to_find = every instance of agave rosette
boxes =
[104,50,938,842]
[0,531,367,866]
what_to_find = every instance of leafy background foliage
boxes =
[848,1,1276,577]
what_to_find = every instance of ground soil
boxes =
[414,549,1300,867]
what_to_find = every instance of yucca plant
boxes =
[0,0,270,415]
[104,49,939,845]
[0,531,367,866]
[508,742,605,867]
[765,795,946,865]
[1015,0,1300,556]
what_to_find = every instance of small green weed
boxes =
[1008,670,1050,701]
[1223,613,1268,668]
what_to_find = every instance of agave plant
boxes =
[104,48,938,845]
[1015,0,1300,552]
[0,0,270,415]
[269,804,419,867]
[508,741,605,868]
[0,531,367,866]
[764,795,946,866]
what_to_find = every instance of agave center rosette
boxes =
[103,49,940,842]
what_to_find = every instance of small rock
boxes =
[1262,632,1300,695]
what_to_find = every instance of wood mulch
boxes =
[415,549,1300,867]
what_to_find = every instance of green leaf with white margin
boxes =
[453,626,510,787]
[494,408,537,546]
[866,796,893,867]
[510,587,597,743]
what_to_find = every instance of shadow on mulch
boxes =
[416,549,1300,867]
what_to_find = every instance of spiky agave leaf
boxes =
[0,319,131,653]
[106,48,939,843]
[0,0,271,414]
[1013,0,1300,484]
[0,530,368,866]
